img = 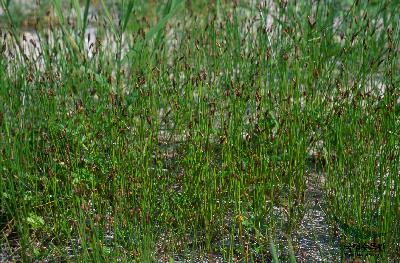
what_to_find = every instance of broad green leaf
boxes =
[26,213,45,229]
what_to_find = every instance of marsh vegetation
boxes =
[0,0,399,262]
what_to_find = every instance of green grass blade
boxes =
[145,0,183,42]
[100,0,118,39]
[81,0,91,43]
[288,238,297,263]
[72,0,83,31]
[270,239,280,263]
[0,0,28,63]
[122,0,135,32]
[53,0,66,24]
[52,0,83,62]
[122,0,183,62]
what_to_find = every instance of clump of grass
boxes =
[0,0,399,262]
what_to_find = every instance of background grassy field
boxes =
[0,0,399,262]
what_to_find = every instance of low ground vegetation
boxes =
[0,0,399,262]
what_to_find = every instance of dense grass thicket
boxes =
[0,0,399,261]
